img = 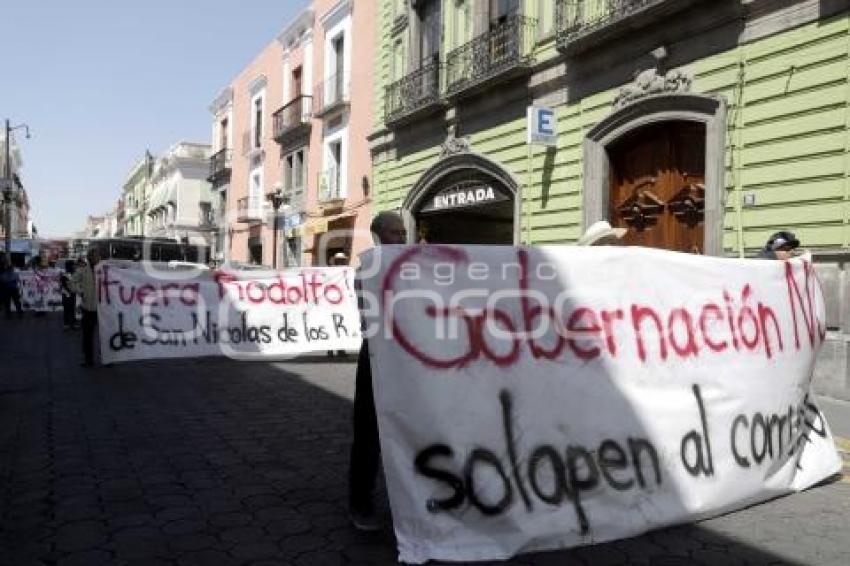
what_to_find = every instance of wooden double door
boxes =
[608,121,706,254]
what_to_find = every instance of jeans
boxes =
[2,288,23,318]
[62,294,77,327]
[81,310,98,365]
[348,341,380,510]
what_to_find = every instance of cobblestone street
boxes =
[1,314,849,566]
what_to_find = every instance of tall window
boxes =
[253,97,263,148]
[490,0,520,25]
[392,38,404,80]
[292,67,302,98]
[537,0,553,37]
[454,0,471,48]
[331,34,345,103]
[251,172,262,204]
[417,0,441,66]
[220,117,229,150]
[284,149,306,192]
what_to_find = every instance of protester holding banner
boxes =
[0,258,24,320]
[72,249,100,367]
[348,211,407,532]
[60,260,78,330]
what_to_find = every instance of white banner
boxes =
[96,262,362,363]
[358,245,842,564]
[20,268,63,311]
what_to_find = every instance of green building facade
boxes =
[370,0,850,254]
[369,0,850,398]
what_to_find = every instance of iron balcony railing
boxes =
[445,14,536,98]
[208,148,232,184]
[236,196,264,222]
[273,95,313,142]
[385,57,442,126]
[318,166,342,202]
[555,0,691,53]
[315,72,350,115]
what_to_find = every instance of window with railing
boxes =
[237,196,264,220]
[208,148,232,181]
[556,0,681,52]
[317,72,350,112]
[385,57,441,124]
[319,165,342,202]
[273,95,313,140]
[444,13,536,96]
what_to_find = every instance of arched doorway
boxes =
[583,94,727,255]
[402,152,521,245]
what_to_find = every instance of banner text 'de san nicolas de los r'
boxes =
[96,263,362,363]
[358,245,843,564]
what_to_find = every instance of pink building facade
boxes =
[208,0,376,267]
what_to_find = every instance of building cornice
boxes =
[277,7,315,50]
[209,86,234,115]
[319,0,351,30]
[248,75,268,96]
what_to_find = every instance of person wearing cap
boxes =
[577,220,628,246]
[757,231,800,260]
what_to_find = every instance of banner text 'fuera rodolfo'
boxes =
[358,245,842,564]
[96,262,362,363]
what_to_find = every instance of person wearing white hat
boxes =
[331,251,349,266]
[576,220,628,246]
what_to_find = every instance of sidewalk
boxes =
[1,314,848,566]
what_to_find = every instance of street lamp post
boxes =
[3,119,31,265]
[268,186,288,269]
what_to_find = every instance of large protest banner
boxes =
[359,245,842,564]
[97,262,362,363]
[20,269,63,311]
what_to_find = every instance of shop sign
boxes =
[420,183,509,214]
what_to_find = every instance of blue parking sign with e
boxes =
[528,105,557,146]
[538,108,554,135]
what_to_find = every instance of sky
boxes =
[0,0,308,238]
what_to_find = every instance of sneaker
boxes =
[349,505,380,532]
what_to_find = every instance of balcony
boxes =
[555,0,701,55]
[273,95,313,145]
[318,167,343,206]
[236,196,264,223]
[314,72,350,117]
[445,14,536,99]
[385,58,443,128]
[208,148,232,185]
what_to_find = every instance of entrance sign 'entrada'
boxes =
[359,245,842,564]
[420,182,509,213]
[96,262,362,363]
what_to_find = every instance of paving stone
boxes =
[162,518,207,536]
[208,512,255,529]
[220,526,266,544]
[56,549,113,566]
[168,533,220,553]
[229,541,281,562]
[54,520,108,553]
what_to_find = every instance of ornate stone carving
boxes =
[613,67,693,109]
[440,133,471,158]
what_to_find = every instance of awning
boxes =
[301,211,355,237]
